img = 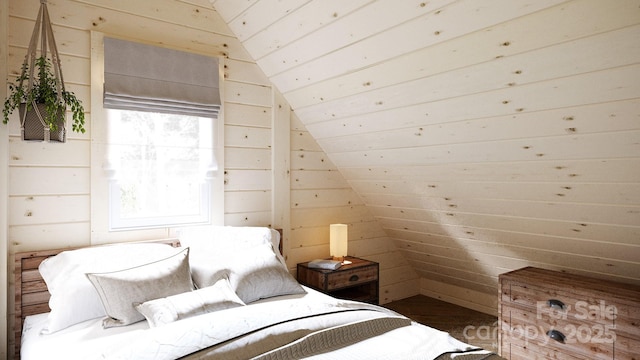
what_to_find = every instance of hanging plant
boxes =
[3,56,85,134]
[1,0,85,142]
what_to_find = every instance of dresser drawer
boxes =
[611,302,640,341]
[499,267,640,360]
[615,334,640,360]
[507,343,584,360]
[326,265,377,290]
[502,304,614,360]
[502,281,618,327]
[502,279,640,341]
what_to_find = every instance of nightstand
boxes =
[297,256,379,304]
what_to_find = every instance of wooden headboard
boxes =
[13,239,181,359]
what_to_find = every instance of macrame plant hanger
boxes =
[19,0,66,142]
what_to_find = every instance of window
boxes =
[106,109,215,230]
[91,34,224,239]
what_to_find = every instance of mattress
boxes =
[21,288,319,359]
[21,287,495,360]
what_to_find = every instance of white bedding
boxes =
[22,287,495,360]
[22,228,498,359]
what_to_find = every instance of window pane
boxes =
[107,109,214,230]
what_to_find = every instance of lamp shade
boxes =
[330,224,348,258]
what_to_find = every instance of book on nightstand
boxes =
[307,259,342,270]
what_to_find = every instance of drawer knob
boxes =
[349,274,359,282]
[547,299,566,310]
[546,329,566,344]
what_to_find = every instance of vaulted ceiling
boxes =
[210,0,640,294]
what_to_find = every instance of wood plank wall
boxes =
[288,112,418,303]
[212,0,640,315]
[2,0,417,356]
[4,0,244,354]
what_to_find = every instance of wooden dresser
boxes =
[499,267,640,360]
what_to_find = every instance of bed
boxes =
[14,226,503,360]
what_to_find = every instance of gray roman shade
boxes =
[103,37,220,118]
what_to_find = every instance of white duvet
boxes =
[21,287,494,360]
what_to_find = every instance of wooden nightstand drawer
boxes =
[297,256,379,304]
[326,266,377,290]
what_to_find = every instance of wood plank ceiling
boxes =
[210,0,640,294]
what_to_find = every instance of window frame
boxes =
[90,32,224,244]
[105,109,215,231]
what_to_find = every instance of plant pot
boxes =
[19,103,66,142]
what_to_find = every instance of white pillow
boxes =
[180,226,287,286]
[86,247,193,328]
[38,242,181,333]
[135,277,245,327]
[228,244,305,303]
[188,245,305,303]
[179,226,303,302]
[179,226,285,264]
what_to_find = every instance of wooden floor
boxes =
[384,295,498,353]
